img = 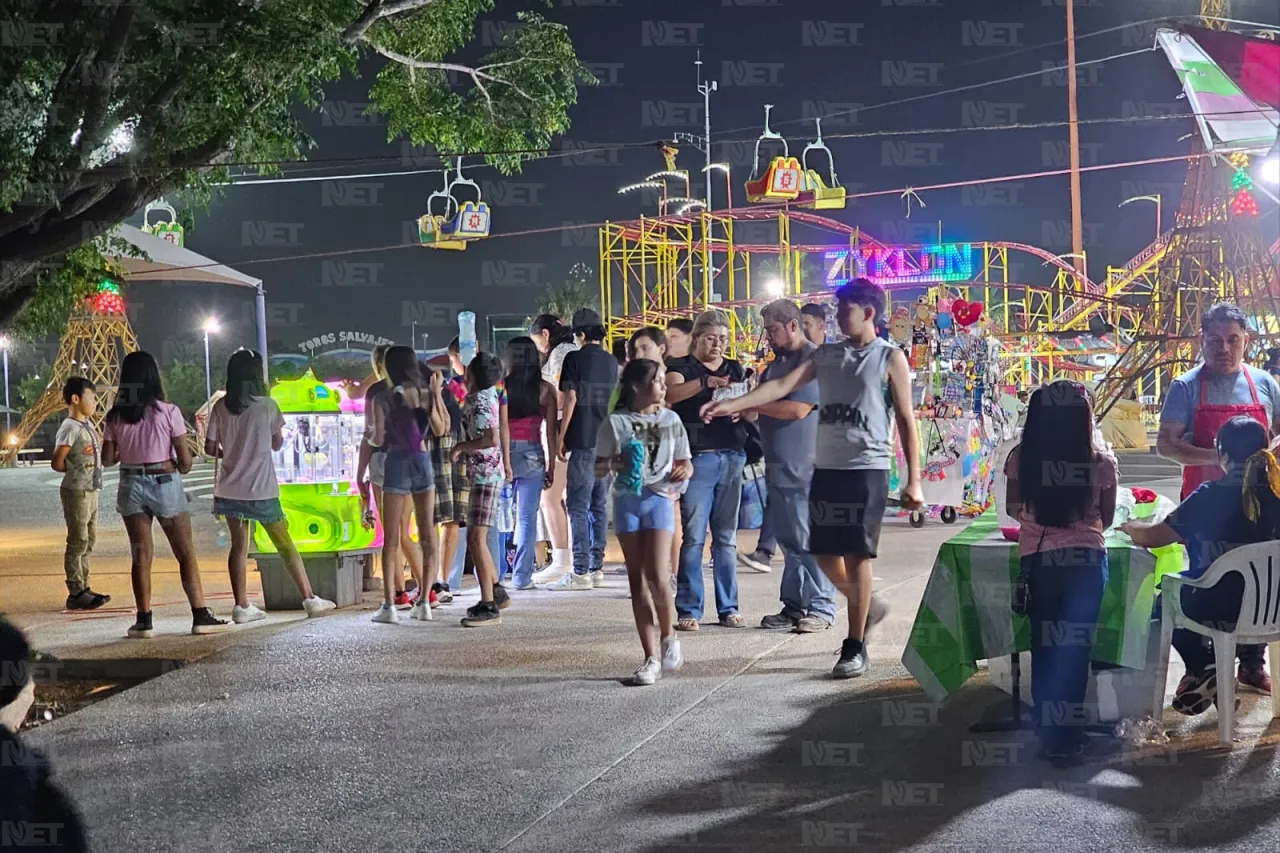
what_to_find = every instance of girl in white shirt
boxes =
[205,351,335,622]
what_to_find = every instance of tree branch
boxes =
[69,4,138,171]
[342,0,437,45]
[371,46,535,113]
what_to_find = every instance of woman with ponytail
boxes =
[1125,415,1280,715]
[529,314,578,582]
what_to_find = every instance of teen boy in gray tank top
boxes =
[813,337,897,471]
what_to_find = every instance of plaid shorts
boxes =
[430,435,469,525]
[469,480,502,528]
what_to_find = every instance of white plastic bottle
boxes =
[458,311,477,367]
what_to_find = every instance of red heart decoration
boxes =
[952,300,983,327]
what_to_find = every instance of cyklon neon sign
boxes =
[825,243,974,285]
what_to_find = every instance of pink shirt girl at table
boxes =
[1004,381,1119,559]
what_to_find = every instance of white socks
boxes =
[552,548,572,568]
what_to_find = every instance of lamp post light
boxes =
[1118,194,1162,243]
[202,318,220,405]
[0,334,10,439]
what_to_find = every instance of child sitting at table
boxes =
[1123,415,1280,714]
[1005,380,1118,765]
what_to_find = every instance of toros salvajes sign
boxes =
[297,331,395,355]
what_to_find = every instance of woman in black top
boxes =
[664,310,751,630]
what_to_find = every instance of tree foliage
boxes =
[16,363,53,409]
[535,279,597,321]
[160,359,221,419]
[0,0,596,327]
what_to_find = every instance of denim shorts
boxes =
[214,497,286,525]
[116,471,188,518]
[614,487,676,534]
[383,449,434,496]
[369,451,386,488]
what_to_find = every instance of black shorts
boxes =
[808,468,889,558]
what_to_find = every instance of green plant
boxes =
[535,280,598,321]
[16,364,53,409]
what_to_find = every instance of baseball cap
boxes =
[572,308,603,331]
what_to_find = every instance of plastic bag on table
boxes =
[1110,488,1137,532]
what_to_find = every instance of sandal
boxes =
[719,613,746,628]
[676,617,700,632]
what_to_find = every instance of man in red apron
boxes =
[1157,302,1280,695]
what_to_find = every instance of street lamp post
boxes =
[1118,194,1162,243]
[0,335,10,439]
[202,319,219,406]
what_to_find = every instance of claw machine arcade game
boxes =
[250,370,378,609]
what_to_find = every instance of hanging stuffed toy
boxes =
[936,296,954,332]
[889,306,912,347]
[952,299,984,328]
[913,296,933,331]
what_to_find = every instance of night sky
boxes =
[105,0,1280,366]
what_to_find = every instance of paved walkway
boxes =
[19,518,1280,853]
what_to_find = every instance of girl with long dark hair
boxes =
[503,337,560,589]
[1125,415,1280,716]
[452,352,510,625]
[598,358,692,683]
[368,345,448,623]
[1004,380,1117,765]
[102,351,231,637]
[529,314,577,582]
[206,350,336,622]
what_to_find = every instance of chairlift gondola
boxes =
[744,105,802,203]
[795,118,846,210]
[418,170,465,250]
[439,157,490,240]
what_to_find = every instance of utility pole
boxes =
[696,52,717,210]
[1066,0,1085,285]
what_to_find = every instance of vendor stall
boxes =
[902,494,1184,722]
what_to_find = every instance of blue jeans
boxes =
[511,475,544,587]
[677,449,746,620]
[770,483,836,622]
[446,525,504,589]
[753,489,777,556]
[567,449,610,575]
[1026,548,1108,752]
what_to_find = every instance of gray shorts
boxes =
[116,471,188,518]
[369,451,386,488]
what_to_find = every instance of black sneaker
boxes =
[833,638,868,679]
[127,611,154,639]
[461,601,502,627]
[760,611,801,630]
[432,582,453,604]
[191,607,233,635]
[67,590,110,611]
[1171,668,1217,716]
[493,584,512,611]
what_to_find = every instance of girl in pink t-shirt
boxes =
[1003,380,1117,766]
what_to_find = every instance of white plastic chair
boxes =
[1153,541,1280,746]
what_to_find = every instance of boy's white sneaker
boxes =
[371,603,399,624]
[661,636,684,672]
[633,656,662,686]
[547,571,593,591]
[302,597,336,617]
[232,604,267,625]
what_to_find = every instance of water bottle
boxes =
[458,311,477,367]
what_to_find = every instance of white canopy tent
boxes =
[105,224,269,376]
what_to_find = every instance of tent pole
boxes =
[255,282,268,381]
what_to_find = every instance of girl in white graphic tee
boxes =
[596,358,693,685]
[205,350,336,622]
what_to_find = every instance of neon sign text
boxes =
[825,244,974,285]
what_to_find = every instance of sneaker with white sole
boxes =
[532,560,569,585]
[547,571,593,591]
[191,608,233,635]
[633,656,662,685]
[232,604,268,625]
[302,597,336,617]
[661,636,684,672]
[591,570,606,588]
[371,603,399,624]
[737,550,772,573]
[409,600,433,621]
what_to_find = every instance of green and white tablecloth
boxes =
[902,511,1186,703]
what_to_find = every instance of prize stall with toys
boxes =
[886,291,1016,527]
